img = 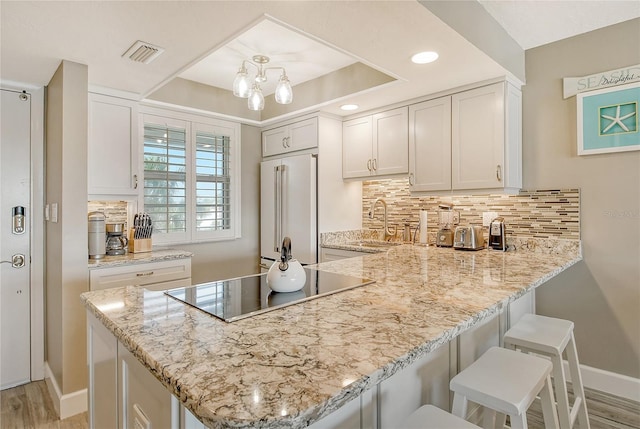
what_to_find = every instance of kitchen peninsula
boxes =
[81,240,581,429]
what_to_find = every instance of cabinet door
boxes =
[288,117,318,152]
[87,312,118,429]
[457,312,500,372]
[119,344,175,429]
[378,343,451,427]
[262,118,318,157]
[409,98,451,192]
[451,83,505,190]
[262,126,289,157]
[89,258,192,291]
[342,116,373,178]
[373,107,408,176]
[320,247,368,262]
[88,93,138,196]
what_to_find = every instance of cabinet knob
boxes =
[496,165,502,182]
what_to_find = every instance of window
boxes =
[141,109,241,244]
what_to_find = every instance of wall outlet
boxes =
[482,211,498,227]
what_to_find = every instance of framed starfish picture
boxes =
[577,82,639,155]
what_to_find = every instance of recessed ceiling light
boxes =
[411,51,439,64]
[340,104,359,111]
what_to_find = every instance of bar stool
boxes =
[504,314,590,429]
[450,346,559,429]
[403,404,481,429]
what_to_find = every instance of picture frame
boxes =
[577,82,639,155]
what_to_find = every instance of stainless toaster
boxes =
[453,225,485,250]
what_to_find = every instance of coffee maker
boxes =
[488,217,507,251]
[105,223,129,256]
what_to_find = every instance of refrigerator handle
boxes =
[274,165,280,253]
[279,165,286,252]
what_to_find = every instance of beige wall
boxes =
[179,124,262,283]
[523,19,640,378]
[45,60,90,393]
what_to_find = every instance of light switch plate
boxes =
[51,203,58,223]
[483,211,498,227]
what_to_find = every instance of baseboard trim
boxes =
[563,361,640,402]
[44,362,88,419]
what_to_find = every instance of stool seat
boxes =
[403,405,481,429]
[504,314,590,429]
[504,313,573,354]
[450,346,553,417]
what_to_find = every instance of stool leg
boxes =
[551,352,571,429]
[540,374,560,429]
[566,333,590,429]
[452,392,469,420]
[483,408,497,429]
[509,413,527,429]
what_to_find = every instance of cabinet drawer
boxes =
[90,258,191,291]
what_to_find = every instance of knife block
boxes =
[128,228,152,253]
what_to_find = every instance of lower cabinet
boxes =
[119,345,175,428]
[89,258,192,291]
[87,312,118,429]
[320,247,369,262]
[377,344,452,428]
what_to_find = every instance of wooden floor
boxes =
[1,381,87,429]
[1,380,639,429]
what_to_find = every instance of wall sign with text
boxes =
[577,82,639,156]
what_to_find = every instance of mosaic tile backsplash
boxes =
[88,200,130,230]
[362,179,579,240]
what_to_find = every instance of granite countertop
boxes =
[81,241,581,429]
[87,248,193,269]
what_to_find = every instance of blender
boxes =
[435,203,457,247]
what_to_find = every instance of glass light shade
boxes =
[248,84,264,111]
[275,75,293,104]
[233,69,251,98]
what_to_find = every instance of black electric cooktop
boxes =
[165,267,374,322]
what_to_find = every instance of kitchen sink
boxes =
[347,240,401,248]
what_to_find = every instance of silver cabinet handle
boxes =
[286,137,291,148]
[282,138,287,148]
[133,174,138,189]
[367,159,372,172]
[408,173,414,186]
[496,165,502,182]
[136,271,154,277]
[372,158,378,171]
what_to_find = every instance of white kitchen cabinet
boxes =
[343,107,408,179]
[508,290,535,329]
[262,117,318,157]
[320,247,369,262]
[378,343,451,428]
[88,93,139,196]
[89,258,191,291]
[451,82,522,192]
[87,312,118,429]
[408,97,452,192]
[408,81,522,194]
[457,312,501,373]
[119,344,176,429]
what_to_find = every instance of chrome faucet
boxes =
[368,198,397,241]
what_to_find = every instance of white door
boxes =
[1,89,32,389]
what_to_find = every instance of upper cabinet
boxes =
[409,81,522,194]
[343,107,408,179]
[88,93,139,196]
[408,97,452,192]
[262,117,318,157]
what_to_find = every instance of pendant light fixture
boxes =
[232,55,293,111]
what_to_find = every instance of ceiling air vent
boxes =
[122,40,165,64]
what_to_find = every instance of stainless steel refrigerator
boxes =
[260,153,317,271]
